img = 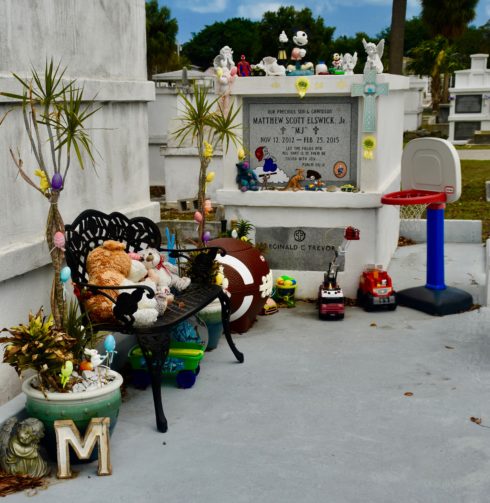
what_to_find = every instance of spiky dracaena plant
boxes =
[0,60,100,328]
[0,308,77,392]
[172,82,241,244]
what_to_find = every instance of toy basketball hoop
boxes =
[381,189,447,228]
[381,189,446,206]
[379,138,472,316]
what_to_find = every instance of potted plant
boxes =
[0,303,122,457]
[0,60,100,328]
[172,81,241,245]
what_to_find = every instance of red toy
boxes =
[208,237,273,333]
[357,265,397,311]
[318,227,360,321]
[318,263,345,320]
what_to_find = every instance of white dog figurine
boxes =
[362,39,384,74]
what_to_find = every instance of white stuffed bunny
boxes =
[139,248,191,304]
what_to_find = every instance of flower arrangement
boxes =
[0,60,100,328]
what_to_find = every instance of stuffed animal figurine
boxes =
[85,240,159,326]
[236,161,259,191]
[139,248,191,307]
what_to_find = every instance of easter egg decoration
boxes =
[51,172,63,190]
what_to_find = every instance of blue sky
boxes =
[158,0,490,45]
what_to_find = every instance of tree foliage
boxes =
[182,18,261,70]
[146,0,180,79]
[258,6,335,64]
[421,0,478,41]
[182,7,334,69]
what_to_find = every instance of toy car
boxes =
[318,266,345,320]
[128,317,206,389]
[128,341,204,389]
[357,264,397,311]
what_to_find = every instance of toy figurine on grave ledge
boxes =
[362,38,384,74]
[255,56,286,76]
[237,55,252,77]
[330,53,344,74]
[236,150,259,191]
[280,168,305,191]
[286,31,314,76]
[277,30,288,66]
[342,52,358,75]
[213,46,237,87]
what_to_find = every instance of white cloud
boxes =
[236,2,293,20]
[179,0,228,14]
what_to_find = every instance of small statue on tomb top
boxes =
[362,38,384,74]
[278,30,288,65]
[237,55,252,77]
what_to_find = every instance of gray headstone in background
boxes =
[243,97,358,186]
[455,95,482,114]
[486,181,490,202]
[255,227,345,271]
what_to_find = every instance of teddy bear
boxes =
[236,160,259,192]
[84,240,159,327]
[138,248,191,310]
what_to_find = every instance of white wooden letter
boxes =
[54,417,112,478]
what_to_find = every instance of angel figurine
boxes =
[0,417,50,478]
[362,38,384,74]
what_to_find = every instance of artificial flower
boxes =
[203,141,213,159]
[34,169,50,193]
[295,77,310,98]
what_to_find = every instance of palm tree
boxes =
[388,0,407,75]
[419,0,477,110]
[172,83,241,244]
[421,0,478,41]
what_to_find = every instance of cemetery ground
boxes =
[2,238,488,502]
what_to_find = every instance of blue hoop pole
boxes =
[426,204,446,290]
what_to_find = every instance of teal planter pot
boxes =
[22,369,123,460]
[198,299,223,351]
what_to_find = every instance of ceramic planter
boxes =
[198,298,223,350]
[22,369,123,459]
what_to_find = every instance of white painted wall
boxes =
[0,0,159,405]
[404,76,426,131]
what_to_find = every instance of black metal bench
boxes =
[65,209,243,433]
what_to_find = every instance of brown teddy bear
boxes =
[85,240,159,326]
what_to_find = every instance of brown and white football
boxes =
[208,237,273,333]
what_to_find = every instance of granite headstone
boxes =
[255,226,346,271]
[243,97,358,187]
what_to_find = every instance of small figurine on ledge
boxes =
[257,56,286,76]
[363,39,384,74]
[213,46,237,87]
[278,30,288,65]
[237,55,252,77]
[286,31,314,75]
[331,53,344,74]
[342,52,358,75]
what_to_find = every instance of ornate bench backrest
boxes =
[65,209,161,283]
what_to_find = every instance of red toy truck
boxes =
[357,265,397,311]
[318,263,345,320]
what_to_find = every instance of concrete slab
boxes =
[2,243,490,502]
